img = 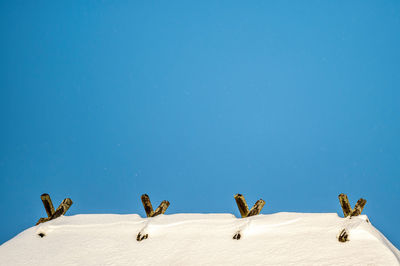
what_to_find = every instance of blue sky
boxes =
[1,1,399,247]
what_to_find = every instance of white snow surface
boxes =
[0,212,399,266]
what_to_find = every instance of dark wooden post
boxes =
[141,194,154,217]
[247,199,266,217]
[153,200,170,216]
[234,194,265,218]
[140,194,170,218]
[351,198,367,217]
[338,193,367,217]
[234,194,249,218]
[36,194,73,225]
[51,198,73,219]
[338,194,352,217]
[40,193,55,217]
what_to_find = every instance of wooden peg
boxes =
[40,193,55,217]
[140,194,170,217]
[36,194,73,225]
[338,193,367,217]
[136,232,148,241]
[234,194,265,218]
[338,228,349,242]
[234,194,249,218]
[52,198,73,219]
[153,200,170,216]
[141,194,154,217]
[338,194,352,217]
[351,198,367,217]
[233,231,241,240]
[247,199,266,217]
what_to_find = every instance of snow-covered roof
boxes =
[0,213,399,265]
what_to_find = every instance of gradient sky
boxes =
[1,1,399,247]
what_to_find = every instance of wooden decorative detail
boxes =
[248,199,266,217]
[351,198,367,217]
[141,194,154,217]
[40,193,55,217]
[234,194,265,218]
[136,232,148,241]
[338,193,367,217]
[36,194,73,225]
[141,194,170,217]
[234,194,249,218]
[338,228,349,242]
[153,200,170,217]
[337,194,367,242]
[233,231,241,240]
[137,195,170,241]
[338,194,352,217]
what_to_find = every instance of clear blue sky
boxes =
[1,1,399,247]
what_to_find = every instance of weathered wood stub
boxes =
[36,194,73,225]
[247,199,266,217]
[141,194,154,217]
[153,200,170,216]
[338,194,352,217]
[351,198,367,217]
[136,232,148,241]
[40,193,55,217]
[141,194,170,217]
[338,193,367,217]
[338,228,349,242]
[234,194,265,218]
[233,231,241,240]
[234,194,249,218]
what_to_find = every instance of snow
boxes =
[0,212,399,265]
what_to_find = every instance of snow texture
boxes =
[0,213,399,265]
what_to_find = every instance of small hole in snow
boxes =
[38,233,45,238]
